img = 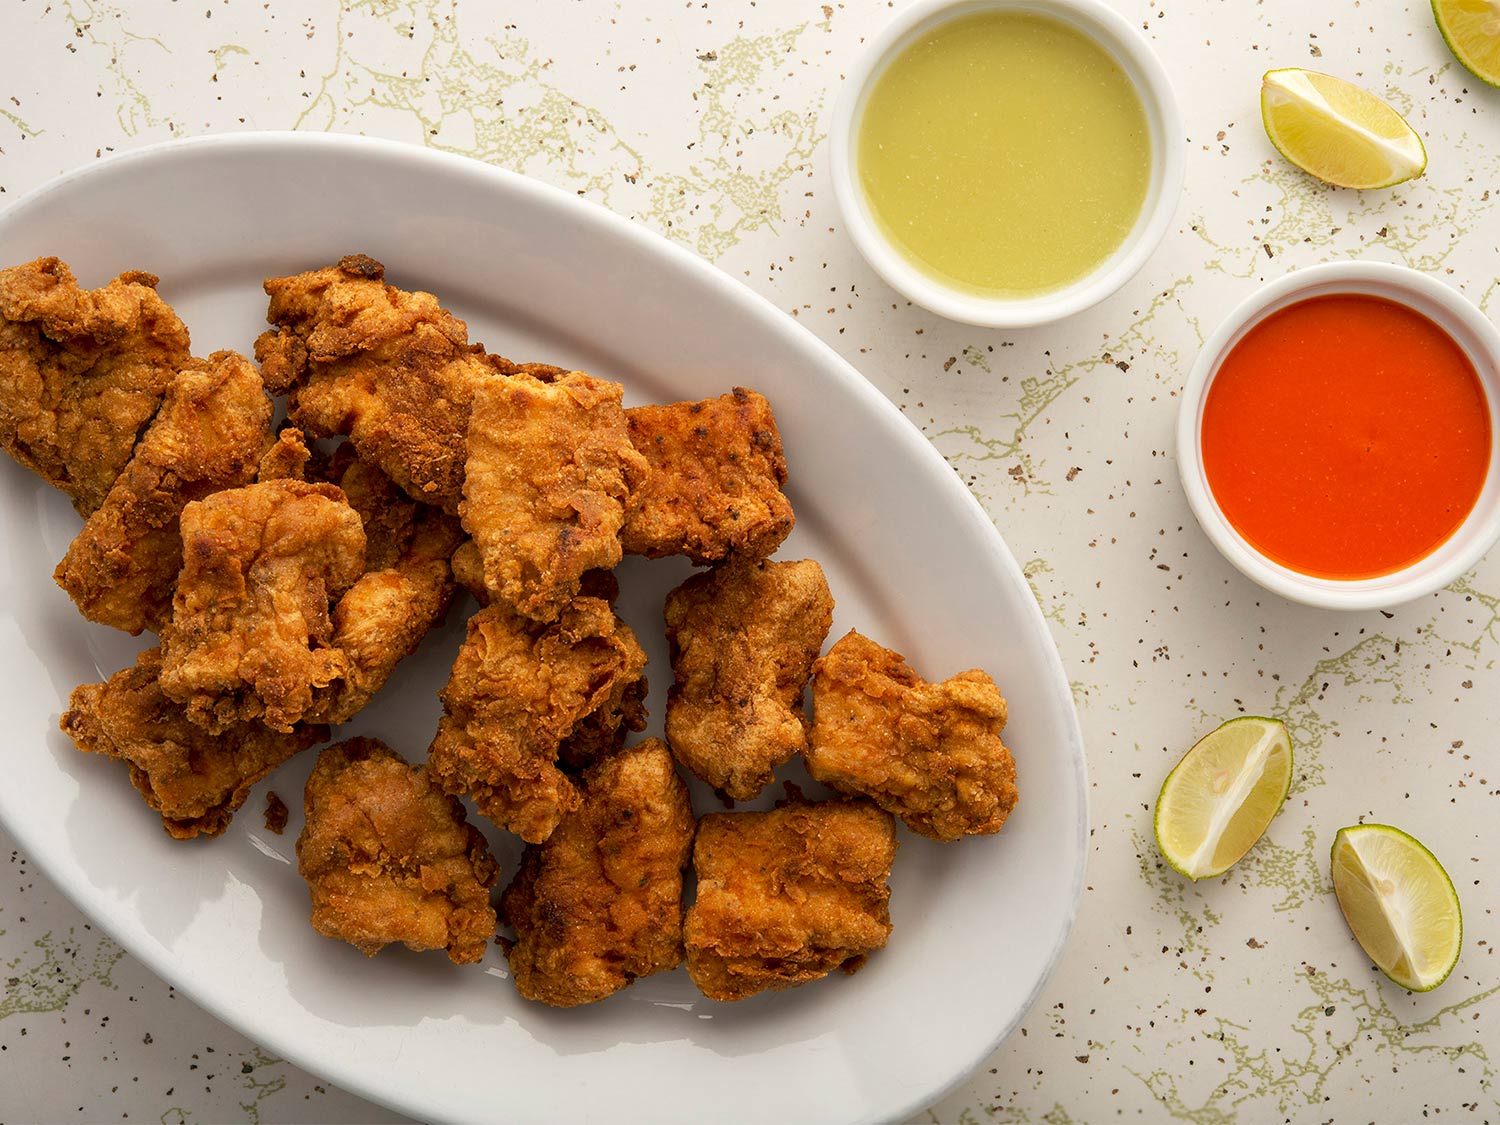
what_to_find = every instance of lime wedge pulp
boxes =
[1155,716,1293,881]
[1331,824,1462,992]
[1261,68,1427,189]
[1432,0,1500,87]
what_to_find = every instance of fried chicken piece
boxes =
[158,480,367,733]
[427,597,648,843]
[806,630,1017,842]
[156,451,458,731]
[296,737,498,964]
[664,558,834,800]
[501,739,694,1006]
[324,448,465,722]
[255,425,314,482]
[0,257,191,514]
[53,351,274,635]
[622,388,794,563]
[60,648,326,839]
[328,546,459,721]
[684,792,896,1001]
[446,550,641,769]
[255,254,506,512]
[460,370,648,622]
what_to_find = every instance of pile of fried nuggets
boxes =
[0,254,1019,1006]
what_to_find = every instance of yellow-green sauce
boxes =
[857,10,1153,297]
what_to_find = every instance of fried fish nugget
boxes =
[158,480,367,733]
[684,792,896,1001]
[256,254,503,511]
[664,558,833,800]
[60,648,326,839]
[427,597,648,843]
[54,351,274,635]
[502,739,694,1006]
[806,629,1017,842]
[460,370,648,622]
[0,257,191,514]
[622,388,794,563]
[296,737,498,964]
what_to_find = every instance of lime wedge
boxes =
[1154,716,1292,880]
[1260,68,1427,189]
[1433,0,1500,87]
[1331,824,1462,991]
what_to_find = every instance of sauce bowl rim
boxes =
[1175,260,1500,611]
[828,0,1186,328]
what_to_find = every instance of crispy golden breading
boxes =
[622,388,794,563]
[154,451,458,731]
[460,371,648,622]
[426,598,648,843]
[60,648,326,839]
[256,254,508,512]
[158,480,367,733]
[557,671,648,771]
[449,539,488,605]
[450,543,622,615]
[53,351,274,635]
[328,523,464,723]
[501,739,694,1006]
[446,551,642,769]
[684,793,896,1001]
[806,629,1017,842]
[324,445,434,570]
[296,737,498,964]
[314,446,463,720]
[663,558,834,800]
[0,257,191,515]
[255,425,314,483]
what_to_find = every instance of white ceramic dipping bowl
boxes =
[829,0,1185,328]
[1177,260,1500,611]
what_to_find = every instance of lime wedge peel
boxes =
[1331,824,1463,992]
[1261,68,1427,190]
[1155,717,1293,881]
[1432,0,1500,88]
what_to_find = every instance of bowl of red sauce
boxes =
[1178,261,1500,610]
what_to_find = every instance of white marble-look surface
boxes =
[2,0,1499,1121]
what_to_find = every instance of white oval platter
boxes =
[0,133,1087,1124]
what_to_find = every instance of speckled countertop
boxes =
[3,1,1499,1121]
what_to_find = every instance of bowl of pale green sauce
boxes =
[832,0,1184,327]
